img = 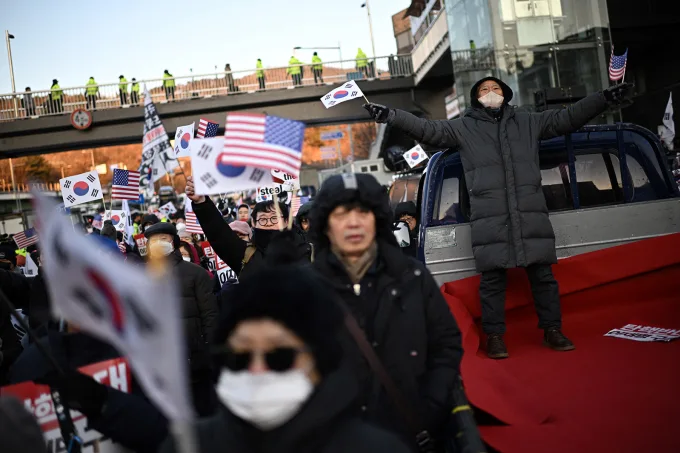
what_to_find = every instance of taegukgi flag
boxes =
[403,144,429,169]
[60,171,104,208]
[174,123,195,158]
[320,80,364,109]
[33,189,194,423]
[190,137,274,194]
[104,210,128,232]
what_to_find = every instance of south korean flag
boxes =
[320,80,364,109]
[59,171,104,208]
[403,144,429,169]
[190,137,274,195]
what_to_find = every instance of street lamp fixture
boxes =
[4,31,18,117]
[360,1,377,60]
[293,45,343,63]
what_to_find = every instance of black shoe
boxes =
[543,328,575,351]
[486,334,509,359]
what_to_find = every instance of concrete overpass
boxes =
[0,57,453,158]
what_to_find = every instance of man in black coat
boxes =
[144,222,219,415]
[394,201,419,258]
[185,176,310,279]
[310,173,462,450]
[364,77,634,359]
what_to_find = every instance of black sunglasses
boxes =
[212,346,307,372]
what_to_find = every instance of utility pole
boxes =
[5,31,18,118]
[361,2,377,60]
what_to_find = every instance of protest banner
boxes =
[133,233,148,256]
[0,358,132,453]
[201,242,238,287]
[138,88,178,194]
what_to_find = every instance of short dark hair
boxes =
[251,200,289,224]
[237,204,249,211]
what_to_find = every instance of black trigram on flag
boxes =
[197,144,213,160]
[67,195,76,203]
[345,83,353,88]
[63,180,72,189]
[91,189,99,197]
[329,100,336,106]
[324,94,331,100]
[200,173,218,188]
[351,91,358,96]
[86,174,96,183]
[250,168,265,183]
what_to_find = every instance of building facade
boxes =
[444,0,611,113]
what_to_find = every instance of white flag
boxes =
[174,123,195,158]
[138,88,179,191]
[60,171,104,208]
[104,210,127,232]
[122,200,135,246]
[320,80,364,109]
[661,93,675,150]
[190,137,274,194]
[33,190,194,422]
[403,144,429,168]
[159,202,178,217]
[25,254,39,277]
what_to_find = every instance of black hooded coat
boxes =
[387,77,610,271]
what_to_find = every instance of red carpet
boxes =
[441,234,680,453]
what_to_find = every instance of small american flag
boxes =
[222,113,305,177]
[196,118,219,138]
[14,228,38,249]
[609,46,628,81]
[111,169,141,200]
[185,211,204,234]
[118,241,127,254]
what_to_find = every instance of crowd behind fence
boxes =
[0,55,413,122]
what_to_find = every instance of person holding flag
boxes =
[363,77,635,359]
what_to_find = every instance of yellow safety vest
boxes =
[86,79,98,95]
[51,84,63,100]
[312,55,323,70]
[163,73,175,88]
[287,58,302,75]
[119,77,128,92]
[356,50,368,68]
[256,61,264,78]
[131,82,140,93]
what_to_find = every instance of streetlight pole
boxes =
[361,2,377,60]
[294,46,342,63]
[5,31,18,118]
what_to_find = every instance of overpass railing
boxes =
[0,55,413,122]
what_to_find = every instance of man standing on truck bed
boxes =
[364,77,633,359]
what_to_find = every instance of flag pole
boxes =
[287,191,295,230]
[271,190,285,232]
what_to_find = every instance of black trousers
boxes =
[86,95,97,109]
[165,86,175,100]
[130,91,139,104]
[479,264,561,335]
[292,73,302,86]
[257,76,265,89]
[313,68,323,84]
[119,90,128,105]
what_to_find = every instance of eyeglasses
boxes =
[256,216,278,227]
[212,346,308,372]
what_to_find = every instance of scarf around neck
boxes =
[331,241,378,284]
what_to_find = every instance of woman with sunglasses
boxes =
[161,261,411,453]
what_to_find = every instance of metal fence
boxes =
[0,55,413,122]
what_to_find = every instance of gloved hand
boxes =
[363,103,392,123]
[603,82,634,107]
[36,371,108,418]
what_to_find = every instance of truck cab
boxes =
[417,123,680,285]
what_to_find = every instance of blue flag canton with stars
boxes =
[204,122,219,138]
[264,116,305,153]
[113,170,131,185]
[610,52,627,70]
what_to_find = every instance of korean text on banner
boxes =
[104,210,128,232]
[138,88,179,193]
[190,137,274,195]
[60,171,104,208]
[174,123,195,158]
[403,144,429,168]
[33,190,193,422]
[320,80,364,109]
[201,242,238,287]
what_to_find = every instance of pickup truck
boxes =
[417,123,680,285]
[416,123,680,452]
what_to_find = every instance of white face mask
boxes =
[182,256,191,262]
[478,91,504,108]
[216,369,313,430]
[149,241,174,257]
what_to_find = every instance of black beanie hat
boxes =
[100,220,117,242]
[141,214,160,226]
[394,201,417,220]
[213,263,345,377]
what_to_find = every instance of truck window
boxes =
[610,151,655,202]
[574,151,623,208]
[435,164,464,222]
[539,150,573,211]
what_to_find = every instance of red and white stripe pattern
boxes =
[118,241,127,254]
[111,169,141,200]
[185,211,204,234]
[13,228,38,249]
[222,113,305,177]
[196,118,219,138]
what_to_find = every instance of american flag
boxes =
[222,113,305,177]
[111,169,141,200]
[14,228,38,249]
[185,211,204,234]
[196,118,219,138]
[118,241,127,254]
[609,46,628,81]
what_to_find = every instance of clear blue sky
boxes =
[0,0,411,93]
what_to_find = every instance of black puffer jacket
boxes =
[169,250,218,369]
[192,196,310,279]
[314,241,462,442]
[159,367,412,453]
[388,77,609,271]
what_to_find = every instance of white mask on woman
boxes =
[216,369,313,430]
[478,91,504,108]
[182,256,191,262]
